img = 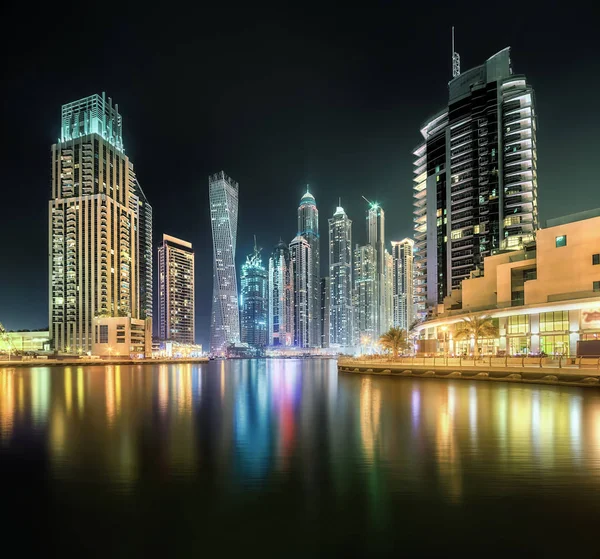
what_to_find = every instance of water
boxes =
[1,359,600,557]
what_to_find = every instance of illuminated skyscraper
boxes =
[240,241,268,348]
[320,276,330,348]
[297,188,320,347]
[135,176,153,321]
[383,250,394,332]
[328,204,353,348]
[49,93,149,354]
[268,240,294,346]
[414,47,538,318]
[366,202,387,335]
[158,234,195,344]
[391,238,415,331]
[289,235,311,348]
[209,171,240,355]
[354,244,378,344]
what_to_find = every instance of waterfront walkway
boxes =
[338,356,600,388]
[0,357,209,368]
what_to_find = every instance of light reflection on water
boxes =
[2,360,600,554]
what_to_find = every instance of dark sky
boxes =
[2,2,598,347]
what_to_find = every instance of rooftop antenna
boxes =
[452,26,461,78]
[362,196,372,205]
[338,197,341,207]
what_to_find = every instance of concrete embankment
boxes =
[0,357,209,369]
[338,361,600,389]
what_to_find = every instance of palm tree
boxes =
[454,315,498,358]
[379,327,408,359]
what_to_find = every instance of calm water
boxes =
[2,359,600,557]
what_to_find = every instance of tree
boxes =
[379,327,408,359]
[454,315,499,357]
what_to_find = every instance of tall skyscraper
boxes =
[135,176,153,321]
[240,241,268,348]
[289,235,311,348]
[353,244,378,344]
[209,171,240,356]
[49,93,148,354]
[328,204,353,348]
[391,238,415,331]
[366,202,386,335]
[297,188,320,347]
[414,47,537,318]
[157,234,195,344]
[320,277,330,348]
[268,240,294,346]
[383,250,394,332]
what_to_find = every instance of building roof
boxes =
[300,186,315,204]
[546,208,600,228]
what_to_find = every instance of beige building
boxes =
[416,210,600,356]
[92,317,151,357]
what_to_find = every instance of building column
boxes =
[530,313,540,354]
[569,309,580,356]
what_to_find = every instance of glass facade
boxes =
[539,311,569,333]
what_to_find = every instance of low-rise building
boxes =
[416,210,600,356]
[92,317,152,357]
[0,331,51,353]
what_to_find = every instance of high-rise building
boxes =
[209,171,241,356]
[240,241,268,348]
[328,204,353,348]
[383,250,394,333]
[391,238,415,331]
[366,202,387,335]
[353,244,378,345]
[297,188,320,347]
[320,277,330,348]
[49,93,149,354]
[289,235,311,348]
[157,234,195,344]
[414,47,537,318]
[268,240,294,346]
[134,176,153,321]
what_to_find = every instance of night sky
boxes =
[2,2,598,347]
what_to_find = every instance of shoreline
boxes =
[338,360,600,389]
[0,357,209,368]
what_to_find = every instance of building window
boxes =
[594,281,600,292]
[593,254,600,265]
[540,334,570,356]
[540,311,569,333]
[508,336,529,355]
[99,325,108,344]
[508,315,529,334]
[555,235,567,248]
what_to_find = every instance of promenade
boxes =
[338,356,600,388]
[0,356,209,368]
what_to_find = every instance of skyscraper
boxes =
[353,244,378,345]
[289,235,311,348]
[135,176,153,321]
[366,202,386,335]
[383,250,394,332]
[49,93,148,354]
[328,204,353,348]
[240,241,268,348]
[320,277,330,348]
[414,47,537,318]
[391,238,415,331]
[268,240,294,346]
[157,234,195,344]
[297,188,320,347]
[209,171,240,356]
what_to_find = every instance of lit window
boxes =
[555,235,567,248]
[593,254,600,265]
[594,281,600,292]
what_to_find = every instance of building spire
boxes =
[452,26,461,78]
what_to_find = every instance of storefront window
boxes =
[539,311,569,333]
[508,336,530,355]
[508,315,529,334]
[540,334,570,356]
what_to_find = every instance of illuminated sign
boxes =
[582,309,600,329]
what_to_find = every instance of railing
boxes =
[340,355,600,371]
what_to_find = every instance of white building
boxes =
[391,238,415,331]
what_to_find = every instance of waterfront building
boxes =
[416,209,600,356]
[414,47,538,319]
[209,171,241,355]
[157,234,195,344]
[321,277,330,348]
[92,316,151,357]
[391,238,415,331]
[0,331,51,354]
[289,235,312,348]
[268,240,294,346]
[49,93,151,355]
[383,250,394,333]
[354,244,378,346]
[240,241,268,348]
[297,188,320,347]
[328,204,353,348]
[366,202,387,335]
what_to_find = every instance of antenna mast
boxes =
[452,27,460,78]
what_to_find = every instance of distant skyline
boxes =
[2,3,599,348]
